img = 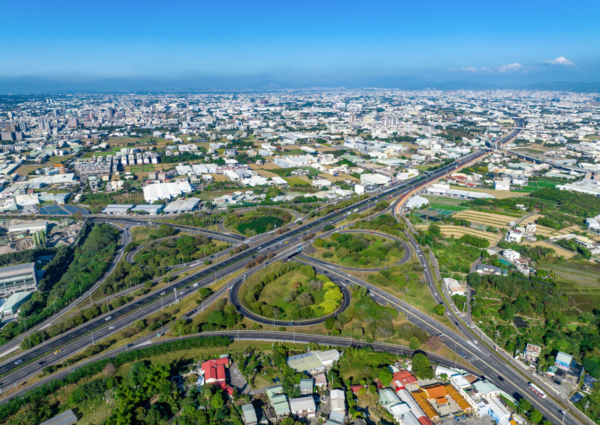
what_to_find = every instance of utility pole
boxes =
[174,287,178,303]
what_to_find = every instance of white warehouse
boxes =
[143,182,193,203]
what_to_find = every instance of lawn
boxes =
[283,177,310,187]
[310,233,405,269]
[239,262,344,320]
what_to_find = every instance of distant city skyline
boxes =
[1,0,599,92]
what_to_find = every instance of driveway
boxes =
[229,364,250,394]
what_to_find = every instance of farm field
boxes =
[449,186,531,199]
[520,213,579,237]
[453,210,516,227]
[417,225,502,244]
[538,263,600,311]
[522,241,576,259]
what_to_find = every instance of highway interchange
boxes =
[0,123,587,425]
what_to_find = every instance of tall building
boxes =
[68,118,79,128]
[107,108,115,119]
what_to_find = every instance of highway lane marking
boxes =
[301,258,565,423]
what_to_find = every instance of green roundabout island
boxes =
[238,261,345,320]
[223,207,293,236]
[311,231,408,269]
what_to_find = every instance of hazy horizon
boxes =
[1,0,599,93]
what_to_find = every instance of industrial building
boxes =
[163,197,201,214]
[8,220,48,233]
[0,263,37,296]
[142,181,193,203]
[2,291,33,315]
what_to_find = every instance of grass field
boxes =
[283,177,309,187]
[318,173,358,182]
[453,210,516,227]
[422,195,470,208]
[311,234,405,269]
[106,136,139,146]
[519,179,560,192]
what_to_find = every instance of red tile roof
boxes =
[392,370,417,387]
[418,417,435,425]
[350,385,363,394]
[202,358,228,383]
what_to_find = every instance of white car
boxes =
[105,316,111,321]
[160,291,166,296]
[109,325,116,330]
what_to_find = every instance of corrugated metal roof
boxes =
[0,263,35,279]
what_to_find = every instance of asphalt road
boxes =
[7,148,581,423]
[298,257,578,425]
[0,222,134,360]
[307,229,412,272]
[90,217,245,243]
[0,151,483,389]
[228,268,352,327]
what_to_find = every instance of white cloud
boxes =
[461,67,478,72]
[498,63,524,73]
[545,56,574,66]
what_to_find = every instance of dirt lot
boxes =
[249,162,283,170]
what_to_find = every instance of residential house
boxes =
[242,404,258,425]
[266,386,291,419]
[503,249,521,262]
[290,396,316,418]
[300,379,314,395]
[330,389,345,413]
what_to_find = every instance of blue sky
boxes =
[1,0,599,86]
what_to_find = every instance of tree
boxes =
[207,311,227,327]
[529,409,543,424]
[378,368,393,386]
[409,336,421,350]
[426,336,442,351]
[324,317,336,330]
[412,353,434,379]
[434,304,446,316]
[297,293,314,306]
[301,265,315,278]
[210,392,224,409]
[428,224,441,238]
[517,398,532,414]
